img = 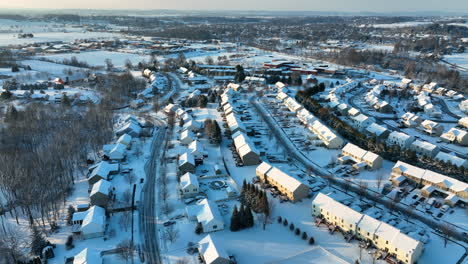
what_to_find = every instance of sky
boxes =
[0,0,467,13]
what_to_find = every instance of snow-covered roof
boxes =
[81,206,105,232]
[117,133,132,145]
[366,123,388,136]
[181,129,195,141]
[90,179,111,197]
[179,152,195,167]
[411,140,438,152]
[388,131,413,143]
[198,235,230,264]
[187,199,223,227]
[180,172,199,189]
[239,143,260,158]
[89,161,119,179]
[342,143,367,159]
[393,161,425,177]
[72,211,88,222]
[266,167,306,194]
[256,162,273,177]
[313,193,363,225]
[435,152,468,168]
[73,248,101,264]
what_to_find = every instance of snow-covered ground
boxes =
[0,31,121,47]
[444,52,468,69]
[38,51,150,68]
[368,21,433,28]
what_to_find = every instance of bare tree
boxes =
[376,172,385,192]
[440,222,455,248]
[117,239,134,263]
[119,211,132,232]
[126,172,136,187]
[122,189,132,207]
[175,258,189,264]
[165,225,180,244]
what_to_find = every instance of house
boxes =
[347,107,360,117]
[459,100,468,114]
[374,100,393,113]
[81,206,106,239]
[198,235,231,264]
[226,113,247,134]
[410,140,440,158]
[89,179,111,207]
[401,112,422,128]
[337,103,349,115]
[164,103,179,114]
[365,123,390,140]
[116,121,141,138]
[390,161,468,206]
[435,152,468,168]
[232,132,261,166]
[340,143,382,170]
[180,129,196,145]
[420,120,444,136]
[458,117,468,129]
[88,162,119,185]
[296,108,317,125]
[276,92,289,102]
[186,199,224,233]
[183,120,203,132]
[257,162,309,202]
[275,81,287,91]
[351,114,375,132]
[103,143,127,161]
[179,152,196,174]
[312,193,423,264]
[73,248,102,264]
[71,211,88,225]
[387,131,414,149]
[116,134,132,149]
[188,140,207,160]
[309,120,343,149]
[180,172,199,198]
[440,128,468,146]
[283,97,303,113]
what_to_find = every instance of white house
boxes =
[420,120,444,136]
[340,143,382,170]
[458,117,468,129]
[180,129,196,145]
[410,140,440,158]
[81,206,106,239]
[116,133,132,149]
[401,112,422,128]
[351,114,375,132]
[179,152,196,174]
[89,179,111,207]
[180,172,199,198]
[188,140,207,160]
[459,100,468,114]
[183,120,203,132]
[261,164,309,202]
[73,248,102,264]
[164,103,179,114]
[440,128,468,146]
[387,131,414,149]
[103,143,127,161]
[435,152,468,168]
[186,199,224,233]
[116,121,141,138]
[365,123,390,140]
[88,161,119,185]
[309,120,343,149]
[198,235,231,264]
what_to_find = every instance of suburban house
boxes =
[232,132,260,166]
[103,142,127,161]
[188,140,207,161]
[116,121,141,138]
[180,129,196,145]
[283,97,303,113]
[179,152,196,174]
[87,161,119,185]
[347,107,360,117]
[420,120,444,136]
[410,140,440,158]
[226,113,247,135]
[198,235,231,264]
[365,123,390,140]
[73,248,102,264]
[256,162,309,202]
[308,120,344,149]
[387,131,414,149]
[116,133,132,149]
[351,114,376,132]
[180,172,200,198]
[435,152,468,168]
[340,143,383,170]
[186,199,224,233]
[312,193,424,264]
[89,179,111,208]
[401,112,422,128]
[183,120,203,132]
[440,128,468,146]
[390,161,468,206]
[458,116,468,129]
[164,103,179,114]
[81,206,106,239]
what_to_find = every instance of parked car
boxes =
[163,221,176,227]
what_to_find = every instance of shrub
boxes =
[289,223,294,231]
[309,237,315,245]
[277,216,282,223]
[65,236,73,250]
[302,232,307,240]
[195,222,203,235]
[283,219,288,226]
[295,228,300,235]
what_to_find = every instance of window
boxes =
[350,224,352,228]
[358,227,361,231]
[367,232,370,236]
[213,225,217,229]
[386,241,389,244]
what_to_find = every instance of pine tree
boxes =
[309,237,315,245]
[195,222,203,234]
[239,204,246,228]
[262,194,270,216]
[230,205,240,231]
[244,206,254,228]
[30,225,48,255]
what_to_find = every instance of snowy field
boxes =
[444,52,468,69]
[0,31,121,46]
[368,21,433,28]
[38,51,150,68]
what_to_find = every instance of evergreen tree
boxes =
[230,205,241,231]
[195,222,203,234]
[61,94,71,106]
[244,206,254,228]
[290,223,295,231]
[239,204,246,228]
[234,65,246,83]
[309,237,315,245]
[30,225,48,255]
